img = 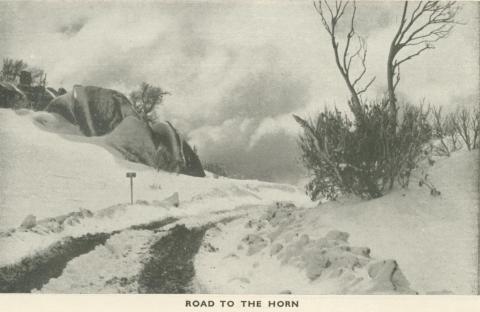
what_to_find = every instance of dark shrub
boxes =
[295,99,432,200]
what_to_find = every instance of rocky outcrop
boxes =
[104,117,205,176]
[181,140,205,177]
[19,85,56,111]
[47,85,137,136]
[20,215,36,230]
[150,121,205,177]
[43,85,205,177]
[150,121,185,172]
[0,81,60,110]
[0,81,27,108]
[105,116,159,168]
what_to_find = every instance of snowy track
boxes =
[0,204,416,294]
[0,205,245,293]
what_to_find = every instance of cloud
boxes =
[189,116,303,183]
[58,17,88,37]
[0,1,477,184]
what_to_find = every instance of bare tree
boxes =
[129,82,170,122]
[314,0,375,120]
[453,106,479,151]
[387,1,459,125]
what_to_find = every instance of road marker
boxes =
[126,172,136,204]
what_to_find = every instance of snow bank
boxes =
[194,202,415,294]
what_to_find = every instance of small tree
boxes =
[0,58,28,83]
[129,82,170,122]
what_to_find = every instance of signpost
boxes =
[126,172,136,204]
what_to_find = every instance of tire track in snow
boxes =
[138,216,240,293]
[0,217,178,293]
[38,229,156,293]
[137,224,211,293]
[0,233,111,292]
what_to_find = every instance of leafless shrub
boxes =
[452,106,480,151]
[431,105,463,156]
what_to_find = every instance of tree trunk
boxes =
[386,43,398,132]
[386,43,399,190]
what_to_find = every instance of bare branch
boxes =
[387,1,459,110]
[352,37,368,88]
[313,0,375,117]
[342,1,356,71]
[357,76,376,95]
[392,1,409,47]
[313,1,332,34]
[396,44,432,67]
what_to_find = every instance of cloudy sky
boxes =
[0,0,478,184]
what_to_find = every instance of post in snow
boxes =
[126,172,136,204]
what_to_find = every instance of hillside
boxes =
[0,108,477,294]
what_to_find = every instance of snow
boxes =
[0,108,478,294]
[304,150,479,294]
[35,229,156,293]
[0,108,309,229]
[194,151,478,294]
[194,203,415,295]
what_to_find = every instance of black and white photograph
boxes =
[0,0,478,297]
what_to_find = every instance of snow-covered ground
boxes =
[0,109,308,230]
[0,108,478,294]
[195,150,478,294]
